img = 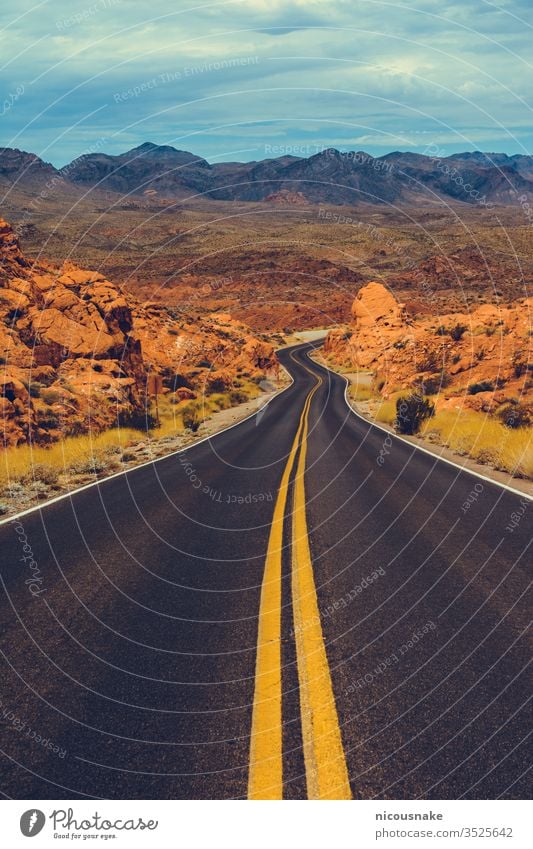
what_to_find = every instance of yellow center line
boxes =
[248,349,350,799]
[247,387,313,799]
[291,381,352,800]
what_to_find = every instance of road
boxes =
[0,342,531,800]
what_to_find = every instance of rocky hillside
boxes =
[2,144,533,207]
[325,281,532,418]
[0,217,276,447]
[63,143,533,206]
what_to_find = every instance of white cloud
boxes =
[0,0,531,163]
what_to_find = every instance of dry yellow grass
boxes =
[374,399,398,426]
[0,380,263,492]
[373,398,532,478]
[0,427,144,490]
[350,385,375,402]
[421,410,533,478]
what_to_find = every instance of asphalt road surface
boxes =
[0,342,531,800]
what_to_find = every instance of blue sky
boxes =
[1,0,532,166]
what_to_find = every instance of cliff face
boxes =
[0,217,276,447]
[325,281,532,415]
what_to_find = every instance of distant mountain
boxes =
[60,141,212,198]
[1,143,532,207]
[0,147,60,186]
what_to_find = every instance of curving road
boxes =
[0,342,531,800]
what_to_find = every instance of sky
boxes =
[0,0,532,167]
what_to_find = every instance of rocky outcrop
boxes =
[264,190,308,205]
[325,281,532,415]
[0,217,28,270]
[0,217,277,446]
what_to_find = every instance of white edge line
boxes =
[0,364,295,527]
[323,359,533,504]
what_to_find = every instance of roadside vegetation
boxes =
[0,377,263,515]
[420,409,533,479]
[373,398,532,478]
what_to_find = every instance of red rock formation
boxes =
[325,281,532,415]
[0,217,277,446]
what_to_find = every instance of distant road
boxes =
[0,343,530,799]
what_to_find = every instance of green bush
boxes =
[395,394,435,435]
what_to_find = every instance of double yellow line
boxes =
[248,356,352,800]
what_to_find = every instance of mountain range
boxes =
[1,142,532,207]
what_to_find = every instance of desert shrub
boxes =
[450,324,467,341]
[163,370,192,390]
[65,420,86,437]
[0,428,143,491]
[498,404,531,429]
[513,354,530,378]
[208,393,231,411]
[468,380,494,395]
[395,394,435,435]
[419,372,451,395]
[25,464,60,487]
[41,388,62,405]
[417,351,440,372]
[436,324,467,341]
[206,377,227,394]
[229,389,248,405]
[181,402,201,432]
[197,359,212,369]
[118,408,158,430]
[36,407,61,429]
[28,381,43,398]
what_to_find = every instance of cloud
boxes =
[0,0,531,165]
